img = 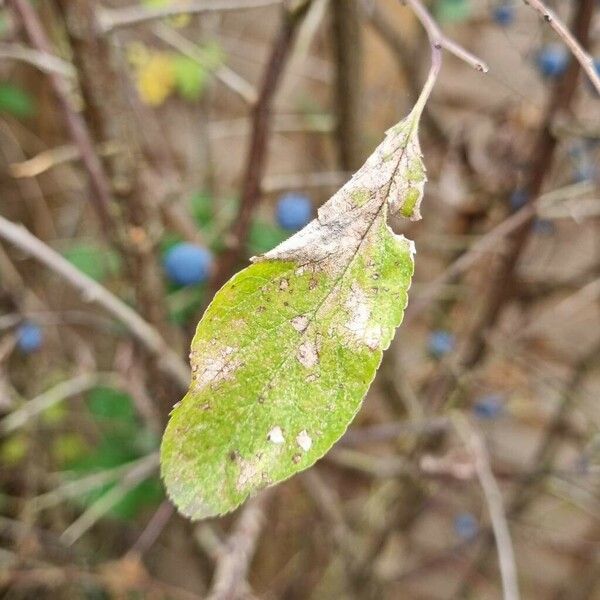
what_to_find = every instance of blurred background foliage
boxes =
[0,0,599,598]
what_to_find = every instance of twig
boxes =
[127,501,175,556]
[152,23,257,105]
[31,454,158,513]
[454,417,520,600]
[406,180,594,322]
[521,0,600,95]
[0,43,75,76]
[210,4,309,293]
[7,0,115,234]
[0,372,119,435]
[99,0,284,33]
[9,141,121,179]
[402,0,489,73]
[61,452,159,545]
[0,216,190,389]
[207,491,272,600]
[331,0,363,170]
[361,0,447,143]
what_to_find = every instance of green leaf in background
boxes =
[0,84,35,118]
[173,55,208,101]
[189,191,215,228]
[161,103,428,519]
[60,387,162,519]
[63,244,122,282]
[248,220,289,255]
[435,0,472,23]
[167,285,206,325]
[86,386,136,424]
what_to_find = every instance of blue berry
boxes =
[454,512,479,540]
[473,393,505,420]
[16,322,43,353]
[492,4,514,27]
[163,243,213,286]
[508,189,528,212]
[427,330,455,357]
[532,218,555,235]
[276,193,312,231]
[536,44,569,78]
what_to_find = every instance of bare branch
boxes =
[207,491,272,600]
[61,453,159,545]
[0,372,119,435]
[100,0,284,33]
[454,417,520,600]
[522,0,600,95]
[0,216,190,389]
[402,0,489,73]
[7,0,115,234]
[0,43,75,76]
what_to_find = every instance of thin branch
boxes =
[127,501,175,556]
[210,4,309,293]
[7,0,115,235]
[152,23,257,105]
[207,491,272,600]
[454,417,520,600]
[99,0,284,33]
[0,216,190,389]
[0,43,75,76]
[31,453,159,513]
[331,0,363,170]
[61,452,159,545]
[402,0,489,73]
[522,0,600,95]
[0,372,119,435]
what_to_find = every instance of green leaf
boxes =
[435,0,472,23]
[63,244,122,282]
[173,55,207,101]
[161,107,427,519]
[248,220,289,255]
[0,84,35,118]
[86,387,136,424]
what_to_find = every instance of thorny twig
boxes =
[521,0,600,95]
[0,216,190,388]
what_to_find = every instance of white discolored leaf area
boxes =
[161,107,427,520]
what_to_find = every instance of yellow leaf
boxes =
[136,53,175,106]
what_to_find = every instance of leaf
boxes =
[63,243,122,282]
[248,219,289,255]
[0,84,35,118]
[173,55,207,102]
[161,107,427,519]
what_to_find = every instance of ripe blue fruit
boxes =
[532,218,555,235]
[536,44,569,78]
[427,330,455,357]
[454,512,479,540]
[16,322,43,353]
[473,393,504,419]
[163,243,213,286]
[492,4,514,26]
[508,189,528,212]
[276,193,312,231]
